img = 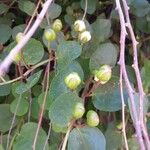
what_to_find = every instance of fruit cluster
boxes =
[74,20,91,43]
[64,64,112,127]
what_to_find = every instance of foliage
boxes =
[0,0,150,149]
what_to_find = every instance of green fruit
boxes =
[73,102,85,119]
[16,32,24,43]
[94,65,112,84]
[64,72,81,90]
[74,20,86,32]
[52,19,63,32]
[86,110,99,127]
[78,31,91,43]
[13,53,21,63]
[44,28,56,41]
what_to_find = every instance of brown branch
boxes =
[121,0,150,148]
[115,0,145,149]
[32,62,50,150]
[119,69,129,150]
[0,0,53,76]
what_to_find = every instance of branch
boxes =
[0,58,52,86]
[115,0,145,149]
[0,0,53,76]
[121,0,150,148]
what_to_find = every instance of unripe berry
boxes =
[86,110,99,127]
[74,20,86,32]
[52,19,63,32]
[13,53,21,63]
[64,72,81,90]
[44,28,56,41]
[94,65,112,84]
[78,31,91,43]
[16,32,24,43]
[73,102,85,119]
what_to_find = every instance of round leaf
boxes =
[90,43,118,71]
[0,104,18,133]
[80,0,98,14]
[92,78,128,112]
[22,39,44,65]
[0,24,12,44]
[48,3,62,19]
[56,41,82,71]
[68,127,106,150]
[49,92,82,127]
[10,98,29,116]
[13,122,49,150]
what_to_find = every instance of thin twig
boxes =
[6,95,22,150]
[32,62,50,150]
[115,0,145,149]
[28,89,33,122]
[61,120,74,150]
[24,0,42,34]
[121,0,150,148]
[119,69,129,150]
[43,123,52,150]
[0,0,53,76]
[82,0,88,20]
[0,58,53,86]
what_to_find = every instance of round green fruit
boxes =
[13,53,21,63]
[64,72,81,90]
[44,28,56,41]
[94,65,112,84]
[86,110,99,127]
[16,32,24,43]
[74,20,86,32]
[73,102,85,119]
[52,19,63,32]
[78,31,91,43]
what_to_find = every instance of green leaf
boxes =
[12,24,26,40]
[92,18,111,42]
[128,137,139,150]
[130,0,150,17]
[64,14,76,26]
[68,127,106,150]
[49,130,62,150]
[89,43,118,71]
[142,59,150,92]
[31,98,40,119]
[18,0,35,16]
[15,70,42,94]
[0,3,8,14]
[56,41,82,71]
[0,24,12,44]
[92,78,128,112]
[0,104,18,133]
[136,16,150,34]
[13,122,49,150]
[22,38,44,65]
[49,92,82,127]
[81,37,99,59]
[48,61,84,104]
[10,97,29,116]
[80,0,98,14]
[128,93,149,122]
[105,124,122,150]
[0,79,11,96]
[0,144,4,150]
[48,3,62,19]
[38,92,51,110]
[0,13,15,26]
